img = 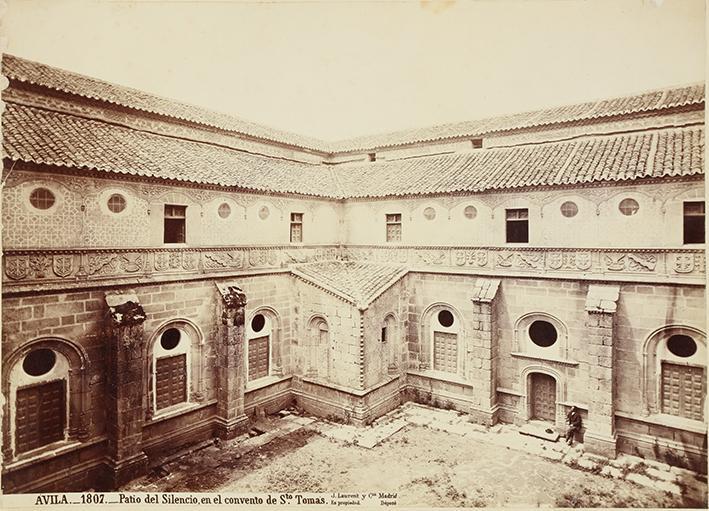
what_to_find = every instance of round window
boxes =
[107,194,127,213]
[464,205,477,220]
[619,198,639,216]
[160,328,181,350]
[529,320,557,347]
[560,201,578,218]
[437,310,454,328]
[667,334,697,358]
[29,188,56,210]
[218,203,231,219]
[23,348,56,376]
[258,206,270,220]
[423,207,436,221]
[251,313,266,333]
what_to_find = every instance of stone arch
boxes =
[420,302,465,375]
[382,312,399,375]
[307,315,330,379]
[2,336,89,460]
[642,324,706,420]
[145,318,203,418]
[521,365,566,425]
[246,307,281,381]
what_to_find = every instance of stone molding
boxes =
[2,245,704,292]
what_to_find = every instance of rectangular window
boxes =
[471,138,483,149]
[386,214,402,242]
[506,208,529,243]
[248,336,270,381]
[15,380,65,454]
[381,327,387,343]
[661,362,705,421]
[290,212,303,243]
[683,201,705,244]
[164,204,187,244]
[156,354,187,410]
[433,331,457,373]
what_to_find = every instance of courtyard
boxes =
[125,403,707,508]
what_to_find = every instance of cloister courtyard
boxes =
[125,403,708,508]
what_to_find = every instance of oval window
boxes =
[218,203,231,219]
[160,328,181,350]
[619,198,639,216]
[258,206,270,220]
[529,320,557,347]
[423,207,436,221]
[560,201,578,218]
[437,310,454,328]
[29,188,56,210]
[251,313,266,333]
[23,348,56,376]
[667,334,697,358]
[464,205,477,220]
[107,194,127,213]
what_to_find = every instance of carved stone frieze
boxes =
[2,245,705,288]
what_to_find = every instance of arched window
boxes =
[148,320,203,416]
[422,305,461,375]
[247,312,273,381]
[644,326,706,422]
[3,338,88,460]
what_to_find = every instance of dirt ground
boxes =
[129,421,706,508]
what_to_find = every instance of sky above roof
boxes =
[2,0,705,141]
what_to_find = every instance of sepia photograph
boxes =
[0,0,706,508]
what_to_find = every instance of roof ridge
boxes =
[3,53,704,156]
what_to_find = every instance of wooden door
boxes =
[530,373,556,422]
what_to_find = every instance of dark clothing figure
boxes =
[565,407,582,446]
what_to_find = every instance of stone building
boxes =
[0,54,705,492]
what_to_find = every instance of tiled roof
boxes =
[334,127,704,198]
[3,54,704,154]
[330,84,705,152]
[2,54,326,152]
[292,262,408,307]
[4,102,702,198]
[2,103,343,198]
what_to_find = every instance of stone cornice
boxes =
[2,244,704,295]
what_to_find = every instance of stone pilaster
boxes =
[468,278,501,426]
[583,284,620,458]
[214,283,249,439]
[103,293,149,489]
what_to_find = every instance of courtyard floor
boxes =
[125,403,707,508]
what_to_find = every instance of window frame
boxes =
[150,323,194,417]
[163,204,187,244]
[385,213,402,243]
[290,212,304,243]
[683,201,705,245]
[505,208,529,243]
[246,312,274,383]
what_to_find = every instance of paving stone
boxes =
[646,467,677,483]
[575,456,598,471]
[291,416,316,426]
[601,465,623,479]
[539,448,564,461]
[627,472,656,489]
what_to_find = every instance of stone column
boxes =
[103,293,149,489]
[215,284,249,439]
[583,284,620,458]
[468,278,501,426]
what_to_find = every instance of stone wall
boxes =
[342,180,703,248]
[291,278,361,389]
[2,170,342,248]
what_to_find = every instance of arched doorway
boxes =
[529,373,556,422]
